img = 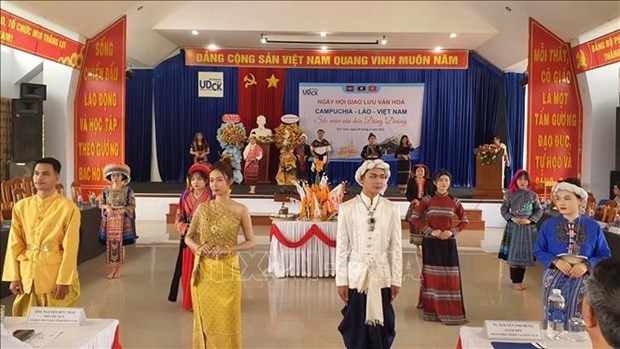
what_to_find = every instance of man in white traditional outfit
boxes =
[336,159,403,349]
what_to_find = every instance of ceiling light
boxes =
[449,33,457,38]
[321,46,328,52]
[380,36,387,45]
[208,44,218,50]
[261,34,386,45]
[434,46,442,52]
[191,30,198,36]
[319,32,327,37]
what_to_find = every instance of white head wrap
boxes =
[552,182,588,206]
[355,160,390,194]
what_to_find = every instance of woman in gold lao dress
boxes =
[185,157,256,349]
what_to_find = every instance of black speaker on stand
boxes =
[11,99,43,162]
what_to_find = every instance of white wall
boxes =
[0,3,82,190]
[573,18,620,200]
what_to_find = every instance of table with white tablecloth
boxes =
[268,220,337,278]
[1,317,121,349]
[457,326,592,349]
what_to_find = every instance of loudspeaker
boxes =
[611,171,620,199]
[19,83,47,101]
[11,100,43,161]
[12,99,42,116]
[8,161,36,178]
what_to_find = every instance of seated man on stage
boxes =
[310,129,331,183]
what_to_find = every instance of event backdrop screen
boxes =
[299,83,424,159]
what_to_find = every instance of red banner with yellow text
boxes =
[527,18,582,191]
[74,17,126,197]
[185,48,469,69]
[571,29,620,74]
[0,9,85,69]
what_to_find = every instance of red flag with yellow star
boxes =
[238,67,286,183]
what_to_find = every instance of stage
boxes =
[131,182,507,253]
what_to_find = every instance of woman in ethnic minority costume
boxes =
[99,163,136,279]
[410,169,469,325]
[394,135,413,194]
[190,132,210,164]
[167,163,212,310]
[405,164,430,247]
[243,135,263,194]
[185,158,256,349]
[498,170,543,291]
[534,182,610,329]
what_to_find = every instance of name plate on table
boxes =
[26,307,87,327]
[485,320,542,340]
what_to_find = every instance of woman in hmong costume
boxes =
[167,163,211,310]
[410,169,469,325]
[243,135,263,194]
[394,135,413,194]
[99,163,136,279]
[497,170,543,291]
[534,181,610,329]
[185,158,256,349]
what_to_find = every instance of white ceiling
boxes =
[6,1,620,70]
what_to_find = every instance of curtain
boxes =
[153,50,238,182]
[146,51,509,187]
[419,69,473,186]
[0,98,11,180]
[125,69,153,182]
[504,72,526,176]
[238,67,286,179]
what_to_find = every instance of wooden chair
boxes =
[601,200,619,223]
[12,187,26,202]
[55,183,65,196]
[586,192,597,216]
[71,181,82,203]
[23,176,35,196]
[10,178,24,192]
[1,180,13,209]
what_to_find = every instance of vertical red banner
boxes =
[237,67,286,182]
[527,18,582,190]
[74,17,126,196]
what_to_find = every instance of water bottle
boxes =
[547,289,566,340]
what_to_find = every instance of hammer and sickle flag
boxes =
[243,73,257,88]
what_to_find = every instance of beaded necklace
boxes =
[358,194,380,232]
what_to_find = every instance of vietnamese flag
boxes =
[238,67,286,182]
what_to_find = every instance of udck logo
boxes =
[302,88,319,96]
[199,79,223,91]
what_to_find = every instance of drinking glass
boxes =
[567,317,587,341]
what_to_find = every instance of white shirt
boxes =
[335,193,402,289]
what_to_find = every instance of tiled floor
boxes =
[2,242,546,349]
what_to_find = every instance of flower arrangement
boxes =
[294,178,345,221]
[274,124,302,151]
[477,143,501,166]
[217,123,246,148]
[217,122,246,183]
